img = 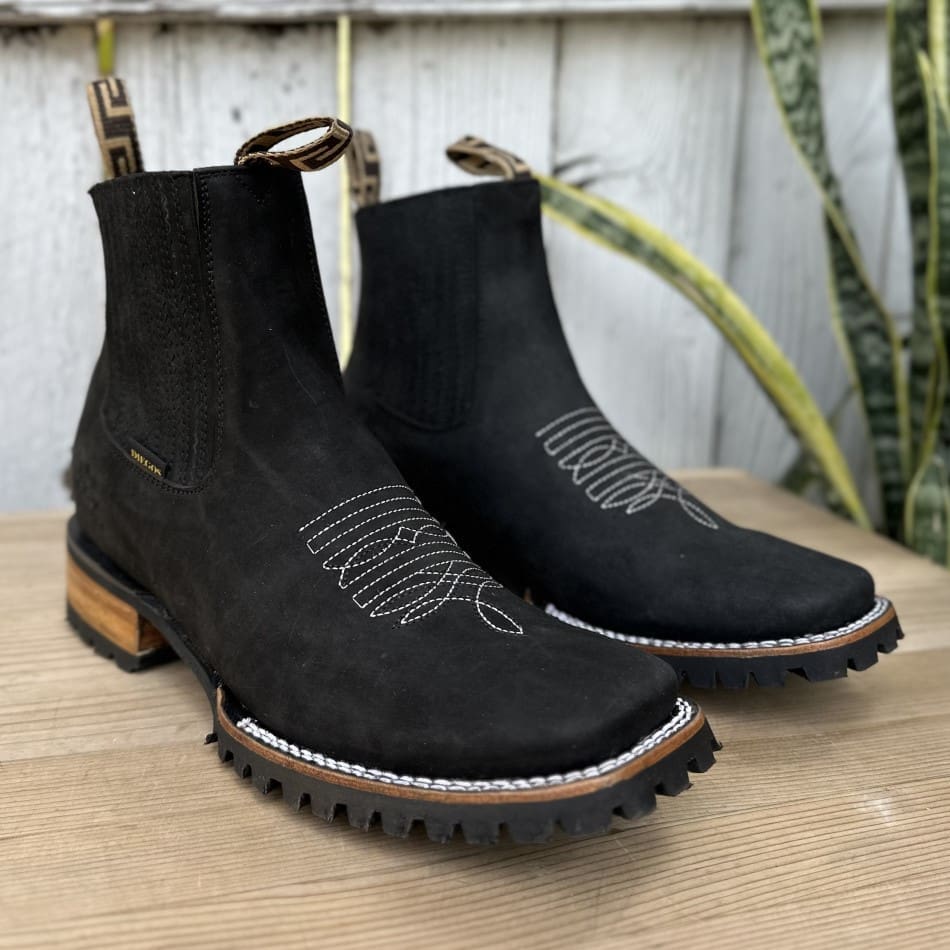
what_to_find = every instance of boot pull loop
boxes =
[86,77,144,179]
[445,136,532,181]
[235,116,353,171]
[345,128,381,208]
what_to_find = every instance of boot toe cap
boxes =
[565,526,879,646]
[232,606,683,784]
[704,531,877,643]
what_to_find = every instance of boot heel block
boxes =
[66,536,175,673]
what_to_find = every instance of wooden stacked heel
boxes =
[66,551,174,672]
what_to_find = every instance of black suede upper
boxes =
[345,178,877,644]
[71,164,680,781]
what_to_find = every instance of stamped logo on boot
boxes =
[128,439,168,479]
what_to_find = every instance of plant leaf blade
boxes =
[890,0,937,462]
[752,0,910,535]
[904,451,950,564]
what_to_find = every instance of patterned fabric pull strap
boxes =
[345,128,381,208]
[235,116,352,171]
[445,136,532,180]
[86,77,144,179]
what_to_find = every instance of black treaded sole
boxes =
[65,517,719,845]
[652,614,903,689]
[214,691,718,844]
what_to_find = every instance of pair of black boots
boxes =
[67,80,902,844]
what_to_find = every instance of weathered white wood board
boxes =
[0,0,894,25]
[0,12,912,517]
[0,26,101,513]
[351,19,558,197]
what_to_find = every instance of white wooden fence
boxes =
[0,3,905,514]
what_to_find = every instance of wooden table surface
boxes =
[2,470,949,949]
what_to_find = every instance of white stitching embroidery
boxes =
[298,484,407,534]
[301,487,523,635]
[536,407,718,529]
[305,494,418,547]
[545,596,891,650]
[235,697,696,792]
[307,505,424,551]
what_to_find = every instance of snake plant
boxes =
[538,0,950,566]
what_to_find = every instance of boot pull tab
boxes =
[235,116,352,171]
[445,136,532,181]
[345,129,381,208]
[86,77,144,179]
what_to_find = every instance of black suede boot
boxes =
[67,81,718,844]
[344,134,903,689]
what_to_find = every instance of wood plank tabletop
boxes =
[2,470,948,949]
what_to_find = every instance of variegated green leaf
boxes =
[889,0,936,460]
[779,385,856,518]
[904,451,950,564]
[538,174,871,529]
[752,0,910,535]
[930,0,950,97]
[919,55,950,462]
[904,55,950,566]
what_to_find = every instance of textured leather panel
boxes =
[352,186,480,430]
[92,173,217,487]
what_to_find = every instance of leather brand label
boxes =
[128,439,168,479]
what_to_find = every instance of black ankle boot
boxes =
[68,81,717,844]
[344,134,903,689]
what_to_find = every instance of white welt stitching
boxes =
[545,597,891,651]
[235,697,697,793]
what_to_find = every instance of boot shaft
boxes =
[72,86,364,596]
[92,170,216,486]
[347,176,584,432]
[86,139,342,489]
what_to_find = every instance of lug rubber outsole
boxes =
[546,599,903,689]
[64,517,719,844]
[653,614,903,689]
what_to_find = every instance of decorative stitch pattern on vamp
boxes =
[299,486,523,634]
[535,407,719,529]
